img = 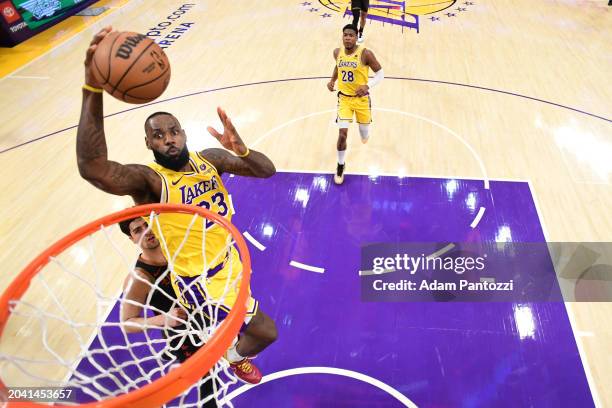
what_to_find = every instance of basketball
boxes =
[91,31,171,104]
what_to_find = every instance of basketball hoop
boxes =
[0,204,251,407]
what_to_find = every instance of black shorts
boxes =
[351,0,369,11]
[162,317,219,407]
[162,312,211,362]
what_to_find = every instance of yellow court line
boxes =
[0,0,131,78]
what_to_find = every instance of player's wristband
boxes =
[236,148,250,158]
[83,84,103,93]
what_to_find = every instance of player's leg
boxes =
[359,124,370,144]
[358,0,369,42]
[351,0,361,29]
[233,308,277,357]
[336,94,352,185]
[164,323,218,407]
[183,351,219,408]
[336,127,348,185]
[207,251,277,384]
[225,305,277,384]
[356,95,372,144]
[195,379,218,408]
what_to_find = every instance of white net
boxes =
[0,207,248,407]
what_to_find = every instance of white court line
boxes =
[228,194,235,215]
[359,268,396,276]
[251,109,337,149]
[289,260,325,274]
[251,108,491,229]
[375,108,490,190]
[251,108,491,190]
[426,243,456,259]
[470,206,486,228]
[243,231,266,251]
[376,108,489,229]
[219,366,417,407]
[7,75,50,80]
[527,180,602,408]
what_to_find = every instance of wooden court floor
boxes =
[0,0,610,405]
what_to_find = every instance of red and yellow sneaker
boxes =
[229,358,262,384]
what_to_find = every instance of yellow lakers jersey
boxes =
[148,152,232,278]
[336,46,369,96]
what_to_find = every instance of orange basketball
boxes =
[91,31,171,104]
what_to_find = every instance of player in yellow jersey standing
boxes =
[76,27,277,385]
[327,24,384,185]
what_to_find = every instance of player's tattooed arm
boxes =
[201,107,275,178]
[76,103,159,202]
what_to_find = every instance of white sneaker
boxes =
[357,35,364,44]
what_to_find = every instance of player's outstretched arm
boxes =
[121,270,186,333]
[202,107,276,178]
[77,27,160,203]
[76,90,156,199]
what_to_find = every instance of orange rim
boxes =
[0,203,251,407]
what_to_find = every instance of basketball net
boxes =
[0,204,250,407]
